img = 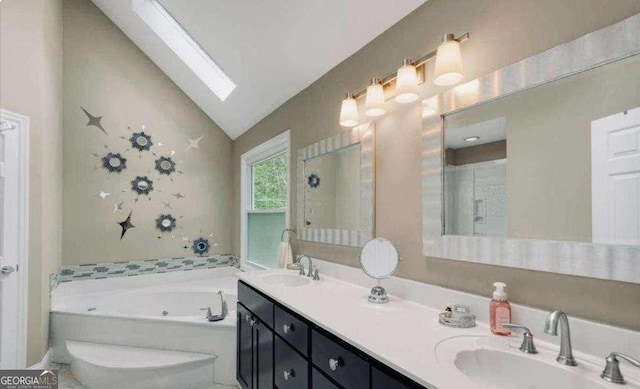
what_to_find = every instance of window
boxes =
[241,131,290,269]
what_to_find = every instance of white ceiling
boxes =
[91,0,427,139]
[445,117,507,149]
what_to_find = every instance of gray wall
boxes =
[0,0,63,366]
[62,0,233,265]
[232,0,640,330]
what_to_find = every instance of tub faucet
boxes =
[200,291,228,322]
[544,310,577,366]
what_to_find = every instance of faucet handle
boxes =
[313,268,320,281]
[502,323,537,354]
[601,352,640,385]
[200,307,212,318]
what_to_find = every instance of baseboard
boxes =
[28,349,52,370]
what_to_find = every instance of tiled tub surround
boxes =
[50,254,239,290]
[238,259,640,388]
[50,266,239,386]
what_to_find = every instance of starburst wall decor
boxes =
[81,107,217,250]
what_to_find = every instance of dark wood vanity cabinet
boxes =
[237,301,274,389]
[237,281,427,389]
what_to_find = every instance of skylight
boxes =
[133,0,236,101]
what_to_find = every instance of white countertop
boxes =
[238,269,639,389]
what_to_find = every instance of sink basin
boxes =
[261,274,311,287]
[436,336,640,389]
[455,349,606,389]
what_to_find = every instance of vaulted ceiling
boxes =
[91,0,426,139]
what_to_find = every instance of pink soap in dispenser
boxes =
[490,282,511,336]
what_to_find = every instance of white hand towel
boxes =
[279,242,294,268]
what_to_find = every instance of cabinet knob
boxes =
[283,369,295,381]
[329,357,343,371]
[283,324,295,334]
[244,314,251,322]
[250,319,256,327]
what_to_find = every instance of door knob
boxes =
[1,266,15,274]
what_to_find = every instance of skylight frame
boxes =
[133,0,236,101]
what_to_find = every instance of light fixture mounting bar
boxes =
[353,32,469,99]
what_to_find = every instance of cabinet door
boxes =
[237,304,253,389]
[255,320,274,388]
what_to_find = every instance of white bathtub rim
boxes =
[53,271,239,322]
[51,310,237,328]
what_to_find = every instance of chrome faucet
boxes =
[601,352,640,384]
[297,254,313,278]
[544,311,577,366]
[502,323,537,354]
[200,291,228,322]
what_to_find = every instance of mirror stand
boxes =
[358,238,400,304]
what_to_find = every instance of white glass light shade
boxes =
[365,81,386,117]
[339,94,359,128]
[394,61,420,104]
[434,38,464,86]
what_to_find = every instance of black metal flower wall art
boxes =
[307,173,321,188]
[155,214,177,232]
[131,176,154,195]
[192,237,210,256]
[130,131,153,151]
[155,156,176,175]
[101,152,127,173]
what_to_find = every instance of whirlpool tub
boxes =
[50,266,239,386]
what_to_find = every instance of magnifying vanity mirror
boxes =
[358,238,400,304]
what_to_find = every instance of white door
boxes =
[0,110,29,369]
[592,106,640,246]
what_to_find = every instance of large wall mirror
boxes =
[297,123,374,247]
[423,14,640,283]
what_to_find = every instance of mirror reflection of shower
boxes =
[444,117,507,238]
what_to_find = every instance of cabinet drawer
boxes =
[312,368,340,389]
[238,281,273,328]
[312,329,369,389]
[275,336,309,389]
[275,305,309,356]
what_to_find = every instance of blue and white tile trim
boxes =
[50,254,239,291]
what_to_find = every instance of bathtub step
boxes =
[66,341,216,389]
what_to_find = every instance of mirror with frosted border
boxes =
[297,123,374,247]
[422,14,640,283]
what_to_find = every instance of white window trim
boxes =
[240,130,290,271]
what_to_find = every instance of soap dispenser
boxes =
[490,282,512,336]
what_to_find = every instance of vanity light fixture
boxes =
[338,32,469,127]
[339,93,360,128]
[395,59,420,104]
[464,136,480,142]
[365,78,386,117]
[434,34,465,86]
